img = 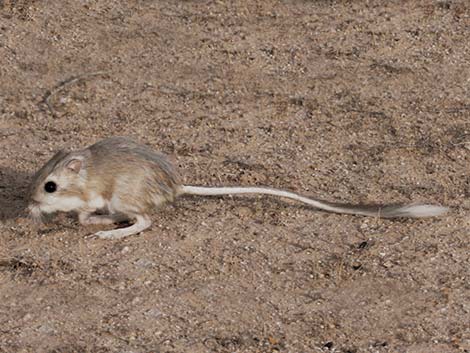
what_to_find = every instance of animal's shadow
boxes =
[0,168,30,221]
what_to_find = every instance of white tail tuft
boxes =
[385,204,449,218]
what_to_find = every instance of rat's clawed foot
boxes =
[93,230,123,239]
[87,215,152,240]
[85,228,131,239]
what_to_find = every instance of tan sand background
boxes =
[0,1,469,352]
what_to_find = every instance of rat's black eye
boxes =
[44,181,57,193]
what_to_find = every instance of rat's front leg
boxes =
[79,212,129,226]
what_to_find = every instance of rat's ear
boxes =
[65,158,83,173]
[62,150,89,174]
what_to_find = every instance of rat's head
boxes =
[27,150,89,221]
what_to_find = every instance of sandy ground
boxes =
[0,1,469,352]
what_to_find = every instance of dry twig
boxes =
[41,71,109,117]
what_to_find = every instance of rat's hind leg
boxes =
[79,212,130,225]
[93,214,152,239]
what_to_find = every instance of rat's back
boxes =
[85,137,180,213]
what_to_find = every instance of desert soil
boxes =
[0,1,469,352]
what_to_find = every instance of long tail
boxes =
[178,185,448,218]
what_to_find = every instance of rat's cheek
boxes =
[49,195,86,213]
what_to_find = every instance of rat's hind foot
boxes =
[93,215,151,240]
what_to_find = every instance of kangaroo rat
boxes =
[27,136,448,239]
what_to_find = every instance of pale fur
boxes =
[28,137,178,238]
[27,137,448,239]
